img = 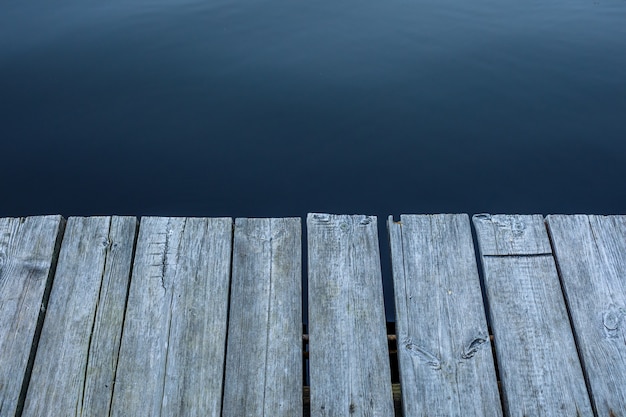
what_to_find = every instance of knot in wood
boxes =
[403,337,441,370]
[359,216,374,225]
[604,311,619,331]
[100,236,112,249]
[461,336,487,359]
[602,306,625,338]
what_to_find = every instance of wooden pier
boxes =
[1,213,625,416]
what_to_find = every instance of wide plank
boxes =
[307,213,393,417]
[472,213,551,256]
[546,215,626,416]
[110,217,232,417]
[222,218,302,417]
[22,216,137,417]
[388,214,501,416]
[473,214,593,416]
[0,216,64,417]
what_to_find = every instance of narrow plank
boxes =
[307,213,393,417]
[388,214,502,416]
[222,218,302,417]
[110,217,232,417]
[473,214,593,416]
[22,216,137,417]
[546,215,626,416]
[0,216,64,417]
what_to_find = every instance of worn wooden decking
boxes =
[1,213,624,417]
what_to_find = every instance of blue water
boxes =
[2,0,625,218]
[2,0,625,317]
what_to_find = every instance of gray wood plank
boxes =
[222,218,302,417]
[546,215,626,416]
[0,216,64,417]
[388,214,502,417]
[307,213,393,417]
[473,213,551,256]
[473,214,593,417]
[22,216,137,417]
[110,217,232,417]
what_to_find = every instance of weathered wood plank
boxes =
[388,214,502,416]
[222,218,302,417]
[0,216,64,417]
[473,213,551,256]
[546,214,626,416]
[22,216,137,417]
[307,213,393,417]
[473,214,593,417]
[110,217,232,417]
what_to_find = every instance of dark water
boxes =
[2,0,625,318]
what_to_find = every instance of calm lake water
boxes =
[2,0,625,318]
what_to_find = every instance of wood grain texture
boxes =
[473,214,593,417]
[110,217,232,417]
[473,214,551,256]
[546,215,626,417]
[22,216,137,417]
[307,213,394,417]
[388,214,501,417]
[222,218,302,417]
[0,216,64,417]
